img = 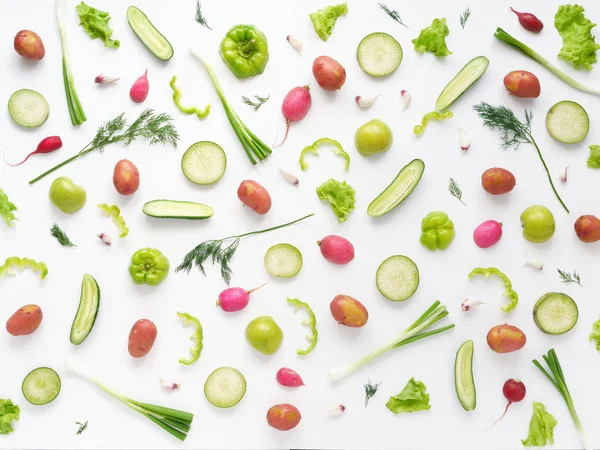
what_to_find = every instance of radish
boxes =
[510,8,543,32]
[473,220,503,248]
[130,69,149,103]
[276,367,304,387]
[4,136,62,167]
[274,86,312,147]
[491,379,526,427]
[216,283,267,312]
[318,235,354,265]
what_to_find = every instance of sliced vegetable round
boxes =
[376,255,419,301]
[22,367,61,405]
[436,56,489,111]
[356,32,403,77]
[8,89,50,128]
[545,100,589,144]
[368,159,424,217]
[204,366,246,408]
[533,292,578,335]
[264,243,303,278]
[454,340,476,411]
[181,141,227,185]
[142,200,214,220]
[126,6,173,61]
[70,274,100,345]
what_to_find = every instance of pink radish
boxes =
[274,86,312,147]
[130,69,149,103]
[276,368,305,387]
[473,220,503,248]
[318,235,354,265]
[491,379,526,427]
[216,283,267,312]
[4,136,62,166]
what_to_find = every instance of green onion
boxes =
[328,301,454,382]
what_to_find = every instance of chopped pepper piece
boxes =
[0,257,48,279]
[169,76,210,119]
[420,211,455,251]
[287,297,318,355]
[413,110,453,136]
[299,138,350,171]
[468,267,519,313]
[98,203,129,238]
[177,311,203,365]
[219,25,269,78]
[129,248,170,286]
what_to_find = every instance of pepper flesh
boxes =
[0,257,48,279]
[169,76,210,119]
[219,25,269,78]
[468,267,519,313]
[98,203,129,238]
[299,138,350,171]
[420,211,455,250]
[287,297,318,355]
[414,110,453,136]
[177,311,203,365]
[129,248,170,286]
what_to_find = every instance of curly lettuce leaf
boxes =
[522,402,557,447]
[555,4,600,70]
[0,189,17,227]
[587,145,600,168]
[385,378,431,414]
[0,399,20,435]
[309,3,348,41]
[316,178,356,223]
[76,1,120,48]
[590,316,600,350]
[412,18,452,57]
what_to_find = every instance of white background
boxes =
[1,0,600,449]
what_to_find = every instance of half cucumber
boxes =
[127,6,174,61]
[533,292,578,335]
[182,141,227,185]
[8,89,50,128]
[22,367,61,405]
[70,274,100,345]
[367,159,424,217]
[356,32,403,77]
[264,243,303,278]
[545,101,589,144]
[142,200,214,220]
[376,255,419,301]
[454,340,476,411]
[436,56,489,111]
[204,367,246,408]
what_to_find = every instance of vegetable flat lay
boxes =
[2,0,600,449]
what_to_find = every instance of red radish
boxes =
[130,69,149,103]
[473,220,503,248]
[510,8,544,32]
[274,86,312,148]
[3,136,62,167]
[491,379,526,427]
[318,235,354,265]
[276,368,305,387]
[217,283,267,312]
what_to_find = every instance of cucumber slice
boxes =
[8,89,50,128]
[436,56,489,111]
[204,367,246,408]
[376,255,419,301]
[126,6,173,61]
[356,32,403,77]
[545,101,589,144]
[367,159,424,217]
[455,340,476,411]
[22,367,61,405]
[181,141,227,185]
[70,274,100,345]
[142,200,214,220]
[264,243,303,278]
[533,292,578,335]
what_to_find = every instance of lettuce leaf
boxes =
[76,1,120,48]
[587,145,600,168]
[589,316,600,350]
[0,399,20,435]
[555,4,600,70]
[0,189,17,227]
[521,402,557,447]
[316,178,355,223]
[309,3,348,41]
[385,378,431,414]
[412,18,452,57]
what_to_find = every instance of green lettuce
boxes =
[76,1,120,48]
[589,316,600,350]
[412,18,452,57]
[555,5,600,70]
[309,3,348,41]
[385,378,431,414]
[316,178,355,223]
[522,402,557,447]
[587,145,600,168]
[0,189,17,227]
[0,399,20,435]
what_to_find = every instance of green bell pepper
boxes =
[177,311,203,365]
[220,25,269,78]
[420,211,455,250]
[129,248,170,286]
[468,267,519,313]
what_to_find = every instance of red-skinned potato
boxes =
[113,159,140,195]
[6,304,43,336]
[128,319,157,358]
[14,30,45,60]
[330,295,368,327]
[482,168,516,195]
[574,215,600,243]
[267,404,301,431]
[487,324,526,353]
[237,180,272,214]
[503,71,541,98]
[312,56,346,91]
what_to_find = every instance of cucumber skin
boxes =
[436,56,489,111]
[142,200,214,220]
[70,274,100,346]
[127,6,174,61]
[533,292,578,335]
[455,340,476,411]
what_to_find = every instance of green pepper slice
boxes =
[414,110,453,136]
[420,211,455,251]
[219,25,269,78]
[98,203,129,238]
[287,297,318,355]
[0,257,48,279]
[129,248,170,286]
[299,138,350,171]
[177,311,203,365]
[468,267,519,313]
[169,76,210,119]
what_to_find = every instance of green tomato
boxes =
[420,211,455,250]
[49,176,87,214]
[245,316,283,355]
[355,119,393,156]
[521,205,555,243]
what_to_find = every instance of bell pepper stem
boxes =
[238,39,256,58]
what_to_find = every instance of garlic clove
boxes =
[459,127,471,152]
[286,35,302,55]
[400,90,411,110]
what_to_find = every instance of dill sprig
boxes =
[194,1,212,30]
[378,3,408,28]
[50,223,76,247]
[448,178,466,205]
[473,102,569,213]
[242,94,270,112]
[557,268,583,287]
[364,379,382,407]
[460,7,471,29]
[75,420,88,435]
[176,214,315,285]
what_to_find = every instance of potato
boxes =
[128,319,157,358]
[330,295,368,327]
[266,404,301,431]
[481,168,516,195]
[487,324,526,353]
[113,159,140,195]
[14,30,45,60]
[574,215,600,243]
[6,304,43,336]
[312,56,346,91]
[503,70,541,98]
[237,180,272,215]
